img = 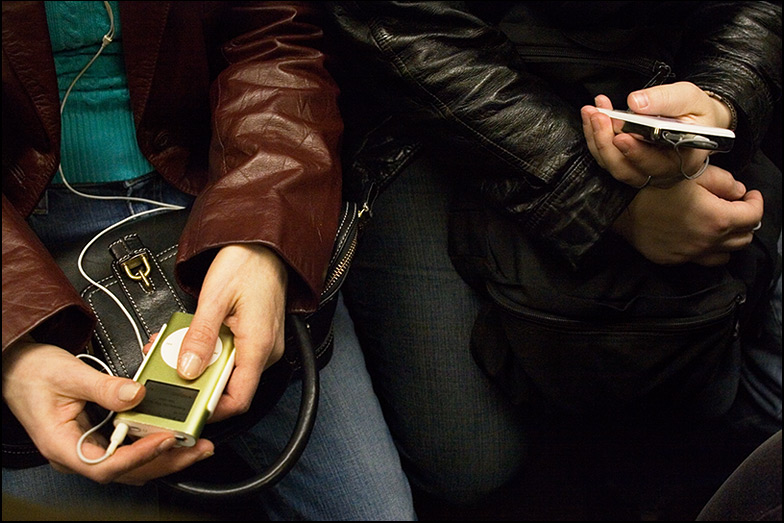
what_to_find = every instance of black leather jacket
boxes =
[325,1,781,266]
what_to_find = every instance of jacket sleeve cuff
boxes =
[2,195,96,353]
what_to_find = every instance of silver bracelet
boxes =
[704,90,738,131]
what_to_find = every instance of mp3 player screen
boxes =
[135,380,199,422]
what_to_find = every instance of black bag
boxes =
[4,201,361,499]
[449,152,781,422]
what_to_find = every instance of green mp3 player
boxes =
[114,312,235,447]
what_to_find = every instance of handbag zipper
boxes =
[487,284,745,335]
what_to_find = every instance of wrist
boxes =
[704,90,737,131]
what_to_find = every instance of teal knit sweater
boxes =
[45,1,153,184]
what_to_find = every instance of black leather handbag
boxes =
[44,202,360,499]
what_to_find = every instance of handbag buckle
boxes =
[122,253,153,291]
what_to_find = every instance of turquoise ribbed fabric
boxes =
[45,1,154,184]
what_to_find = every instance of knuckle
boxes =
[256,330,276,353]
[711,215,733,236]
[236,399,252,415]
[184,324,219,351]
[92,470,115,485]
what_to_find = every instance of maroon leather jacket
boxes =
[2,1,343,354]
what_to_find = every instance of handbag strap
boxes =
[105,228,320,498]
[165,314,319,498]
[109,233,189,331]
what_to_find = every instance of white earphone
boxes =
[59,2,186,465]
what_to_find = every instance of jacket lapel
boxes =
[2,1,61,151]
[118,1,172,127]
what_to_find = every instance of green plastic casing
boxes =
[113,312,235,447]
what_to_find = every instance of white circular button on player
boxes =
[159,327,223,370]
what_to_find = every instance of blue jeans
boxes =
[724,232,782,445]
[4,174,416,520]
[342,151,782,505]
[342,157,528,505]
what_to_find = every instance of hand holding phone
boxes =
[596,108,735,153]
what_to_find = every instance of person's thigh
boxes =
[342,153,527,504]
[2,464,161,519]
[229,295,416,521]
[696,429,782,521]
[726,232,782,446]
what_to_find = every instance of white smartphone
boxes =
[596,108,735,152]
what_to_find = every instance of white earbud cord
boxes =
[60,2,182,464]
[58,2,184,212]
[74,354,129,464]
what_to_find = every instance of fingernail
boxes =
[157,437,177,454]
[119,382,142,402]
[198,450,214,461]
[616,141,630,155]
[631,92,648,110]
[179,353,203,380]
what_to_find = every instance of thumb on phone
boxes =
[627,82,711,120]
[71,369,145,413]
[177,310,225,380]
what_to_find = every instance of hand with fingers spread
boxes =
[175,243,287,422]
[2,341,214,485]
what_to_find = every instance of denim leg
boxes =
[342,153,527,504]
[725,233,783,445]
[27,173,194,245]
[228,295,416,520]
[3,175,187,517]
[1,464,161,519]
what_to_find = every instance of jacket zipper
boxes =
[516,46,673,87]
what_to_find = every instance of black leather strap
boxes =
[165,314,319,498]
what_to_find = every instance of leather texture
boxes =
[3,202,361,497]
[3,1,343,355]
[326,1,781,267]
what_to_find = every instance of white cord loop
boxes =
[666,137,711,180]
[60,2,182,465]
[75,354,130,464]
[678,151,710,180]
